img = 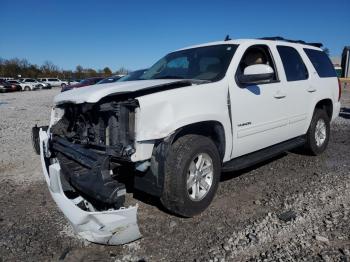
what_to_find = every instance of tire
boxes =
[24,86,30,91]
[38,84,43,89]
[160,134,221,217]
[304,108,330,155]
[61,83,66,88]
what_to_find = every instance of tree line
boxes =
[0,58,129,79]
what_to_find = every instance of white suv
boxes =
[38,78,68,87]
[33,37,341,244]
[16,78,40,91]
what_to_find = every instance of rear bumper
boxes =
[38,129,141,245]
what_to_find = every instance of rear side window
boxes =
[303,48,337,78]
[277,46,308,81]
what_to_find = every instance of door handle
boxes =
[273,92,286,99]
[307,88,316,93]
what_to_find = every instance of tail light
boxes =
[338,78,342,101]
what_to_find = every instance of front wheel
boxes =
[304,109,330,155]
[161,134,221,217]
[24,86,31,91]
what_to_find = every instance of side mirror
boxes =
[238,64,274,85]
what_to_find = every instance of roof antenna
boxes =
[224,35,231,41]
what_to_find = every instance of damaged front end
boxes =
[33,98,142,245]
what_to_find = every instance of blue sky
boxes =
[1,0,349,71]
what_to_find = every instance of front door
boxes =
[229,44,289,158]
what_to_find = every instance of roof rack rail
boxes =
[259,36,323,48]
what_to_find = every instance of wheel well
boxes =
[315,99,333,119]
[172,121,226,161]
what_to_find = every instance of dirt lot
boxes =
[0,86,350,262]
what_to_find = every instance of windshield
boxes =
[141,44,237,82]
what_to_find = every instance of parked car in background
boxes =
[67,79,81,85]
[96,75,123,84]
[18,78,39,91]
[117,69,148,82]
[0,79,22,92]
[61,77,104,92]
[36,80,52,89]
[38,78,68,88]
[6,80,31,91]
[0,77,14,81]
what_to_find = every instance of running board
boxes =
[222,136,306,172]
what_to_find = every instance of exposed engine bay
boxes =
[48,98,139,210]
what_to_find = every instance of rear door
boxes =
[275,45,310,137]
[230,43,290,158]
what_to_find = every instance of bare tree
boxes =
[103,67,112,76]
[0,57,124,79]
[41,61,59,77]
[115,67,129,75]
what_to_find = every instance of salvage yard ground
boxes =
[0,86,350,261]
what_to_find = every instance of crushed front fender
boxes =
[39,129,141,245]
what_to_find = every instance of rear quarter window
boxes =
[303,49,337,78]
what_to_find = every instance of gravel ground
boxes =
[0,86,349,262]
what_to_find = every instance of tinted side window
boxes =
[48,78,57,81]
[277,46,308,81]
[303,48,337,78]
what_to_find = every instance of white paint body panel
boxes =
[243,64,274,75]
[54,79,185,104]
[134,81,233,161]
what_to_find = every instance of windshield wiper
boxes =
[154,75,184,80]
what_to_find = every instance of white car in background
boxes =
[11,79,39,91]
[38,78,68,88]
[6,80,27,91]
[36,80,52,89]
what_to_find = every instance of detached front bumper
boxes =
[38,129,141,245]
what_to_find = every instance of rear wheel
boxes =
[160,134,221,217]
[304,108,330,155]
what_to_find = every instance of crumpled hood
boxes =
[54,79,191,105]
